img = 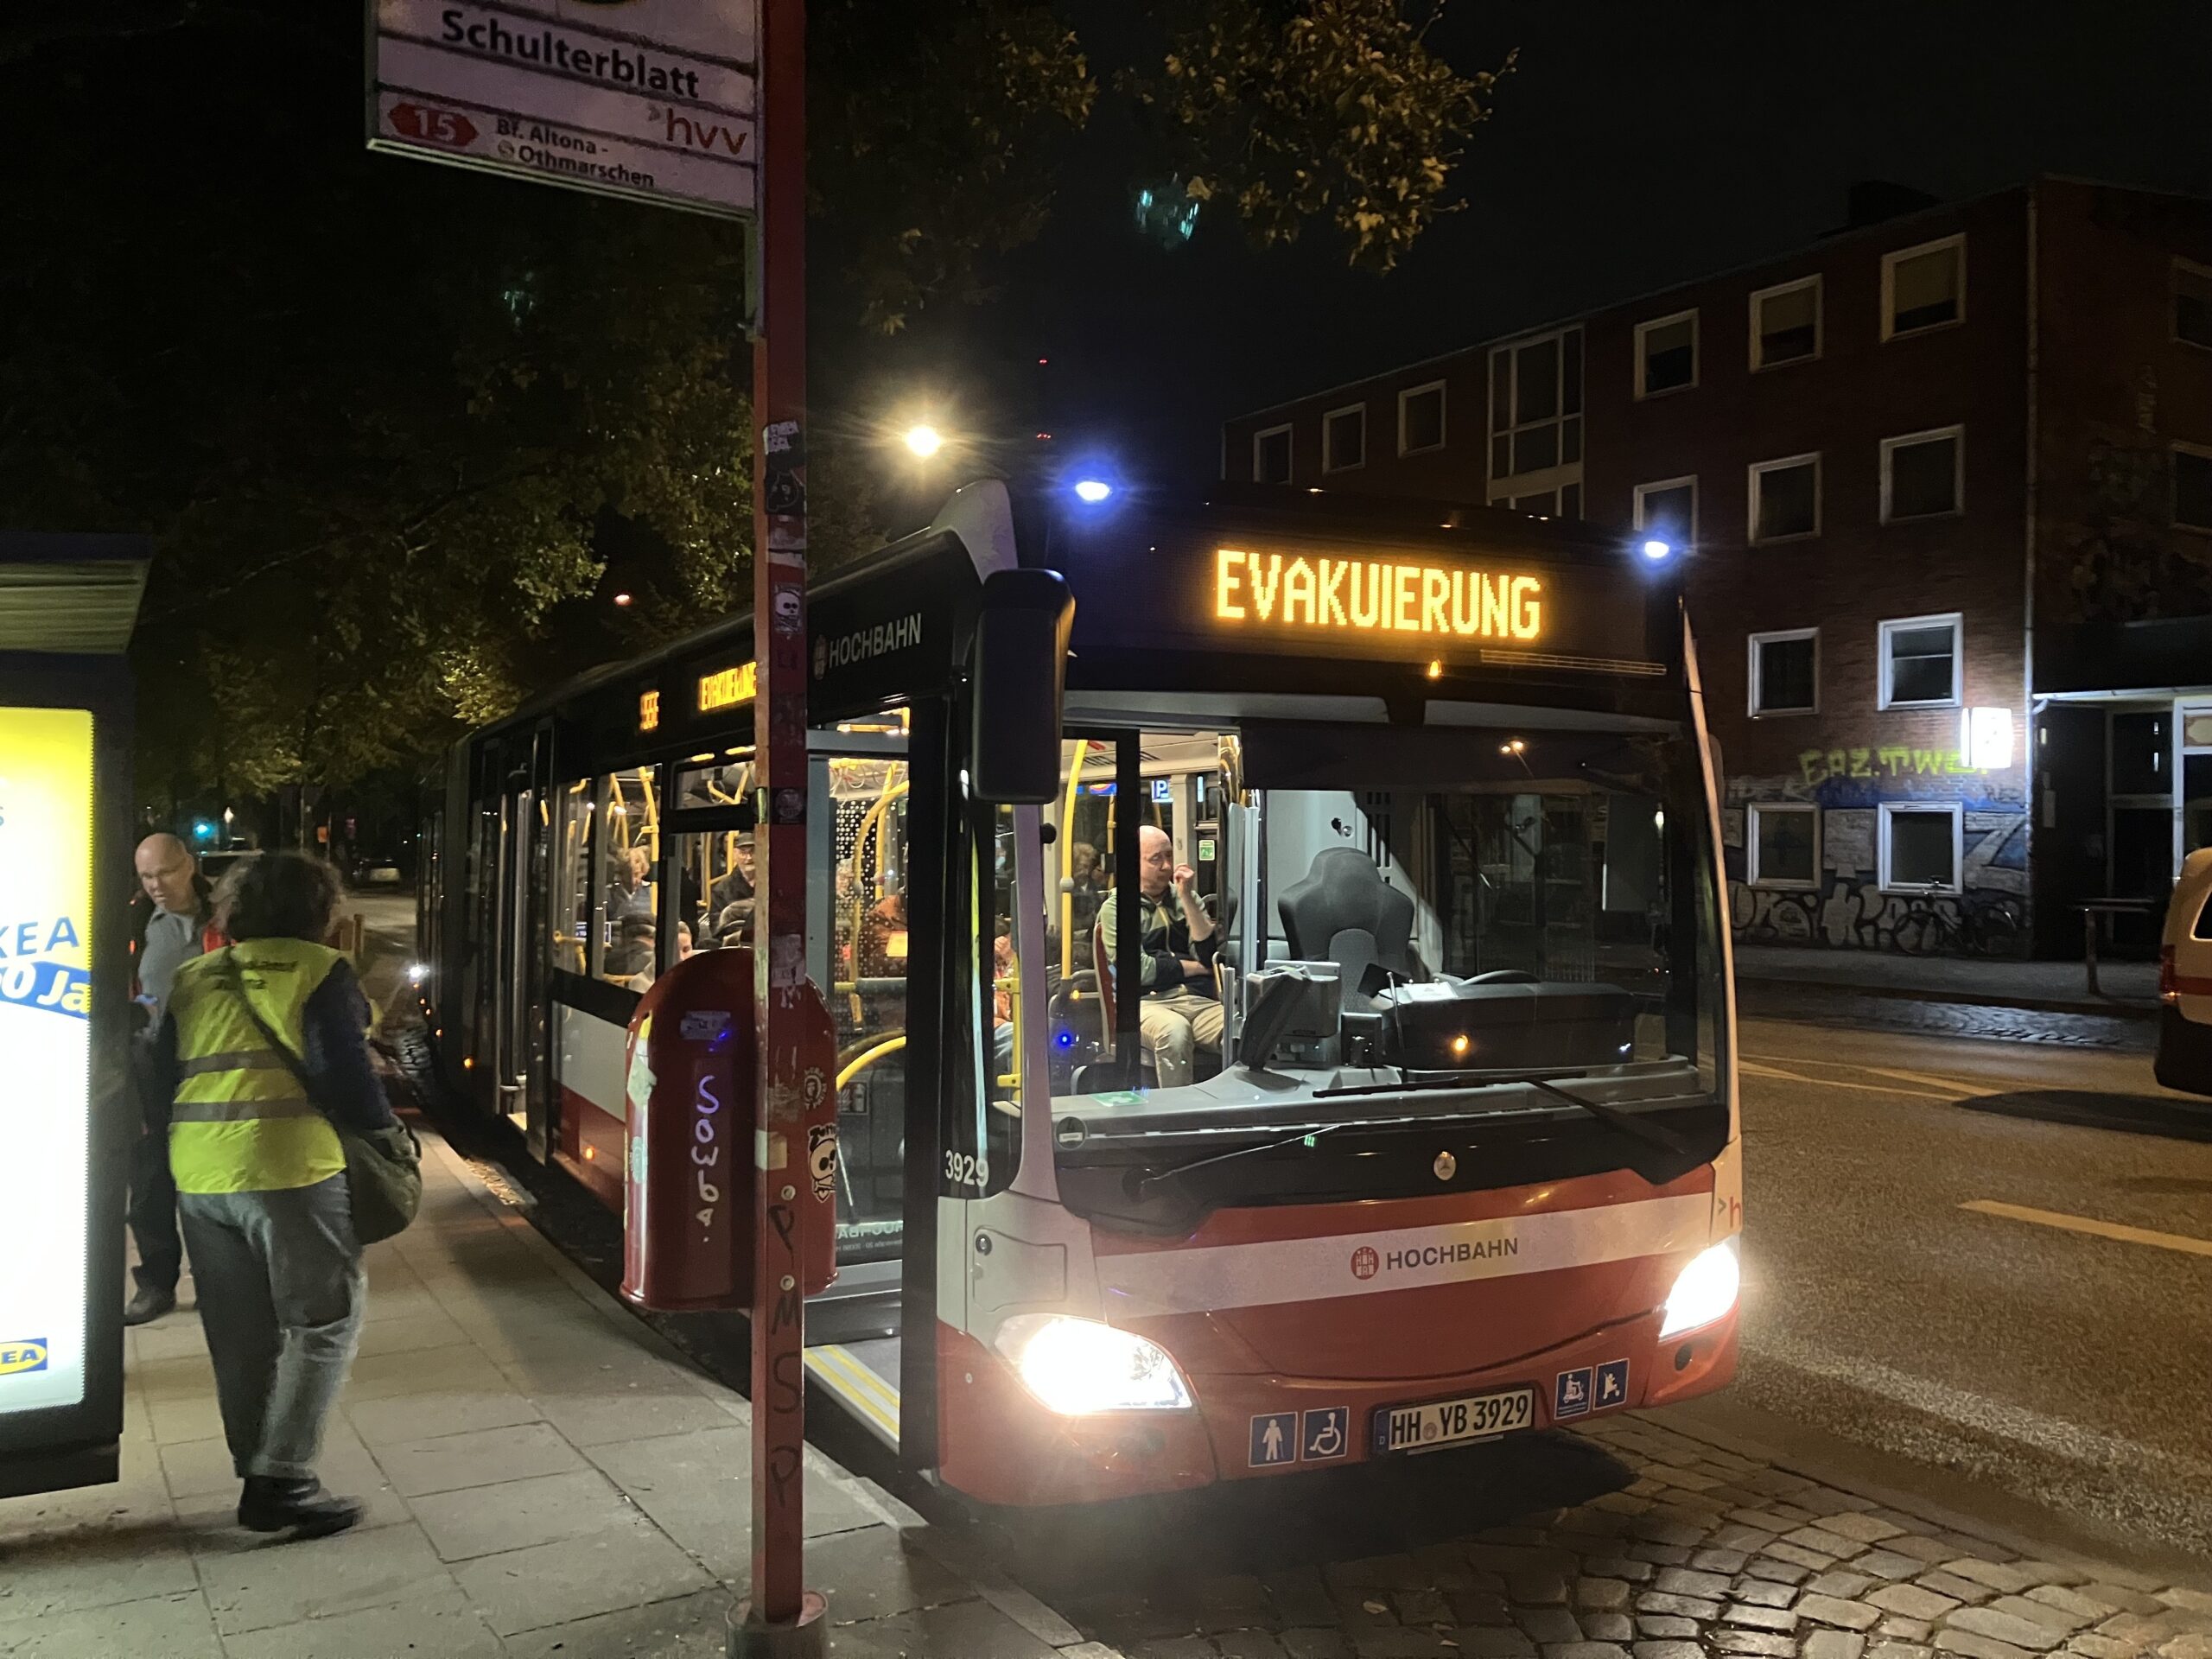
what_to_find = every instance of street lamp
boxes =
[904,424,944,459]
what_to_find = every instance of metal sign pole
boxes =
[738,0,822,1651]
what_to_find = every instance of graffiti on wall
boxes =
[1724,763,2029,957]
[1796,747,1989,785]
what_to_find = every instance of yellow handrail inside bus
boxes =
[1058,741,1093,979]
[849,776,910,958]
[837,1033,906,1091]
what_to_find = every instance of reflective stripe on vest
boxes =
[168,940,348,1195]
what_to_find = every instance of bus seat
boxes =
[1277,847,1417,1002]
[1090,917,1155,1080]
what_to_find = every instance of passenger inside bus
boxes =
[607,915,658,980]
[626,922,692,991]
[1095,825,1223,1087]
[606,846,653,922]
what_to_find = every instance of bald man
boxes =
[1095,825,1223,1087]
[126,833,220,1324]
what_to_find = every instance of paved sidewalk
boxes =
[0,1126,1116,1658]
[1734,946,2158,1018]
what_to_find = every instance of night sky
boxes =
[851,0,2212,495]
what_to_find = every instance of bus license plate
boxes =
[1372,1387,1535,1455]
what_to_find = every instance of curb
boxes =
[1738,974,2160,1022]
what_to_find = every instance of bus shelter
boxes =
[0,534,147,1497]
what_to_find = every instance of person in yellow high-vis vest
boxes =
[149,852,395,1538]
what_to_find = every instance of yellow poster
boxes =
[0,707,95,1416]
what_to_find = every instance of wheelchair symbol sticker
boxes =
[1301,1407,1349,1462]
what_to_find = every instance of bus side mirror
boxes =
[970,569,1074,804]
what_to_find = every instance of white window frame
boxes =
[1397,380,1447,455]
[1632,475,1699,545]
[1633,308,1700,399]
[1748,452,1822,544]
[1878,611,1964,710]
[1747,802,1821,891]
[1878,801,1964,896]
[2173,257,2212,351]
[1321,404,1367,474]
[1252,423,1293,486]
[1486,325,1584,507]
[1881,232,1967,342]
[1748,626,1819,718]
[1750,274,1823,371]
[1879,423,1966,524]
[2174,440,2212,534]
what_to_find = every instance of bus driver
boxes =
[1096,824,1221,1086]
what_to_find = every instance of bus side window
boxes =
[601,766,658,982]
[550,779,594,977]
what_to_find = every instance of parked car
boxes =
[352,857,404,886]
[2155,847,2212,1096]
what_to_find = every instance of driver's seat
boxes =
[1276,847,1417,1001]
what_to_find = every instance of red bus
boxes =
[421,481,1743,1503]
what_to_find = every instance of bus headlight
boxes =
[993,1314,1192,1413]
[1658,1239,1740,1339]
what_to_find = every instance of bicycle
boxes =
[1888,882,2023,957]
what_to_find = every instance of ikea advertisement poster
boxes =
[0,708,94,1417]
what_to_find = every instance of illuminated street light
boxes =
[613,592,633,607]
[1641,537,1673,562]
[904,423,944,459]
[1072,479,1113,503]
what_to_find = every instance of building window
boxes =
[1322,404,1366,474]
[1882,234,1965,340]
[1254,423,1292,486]
[1635,309,1698,397]
[2175,259,2212,350]
[2176,443,2212,532]
[1749,628,1818,716]
[1751,275,1821,370]
[1487,326,1583,516]
[1633,476,1697,546]
[1748,804,1820,889]
[1879,803,1962,893]
[1878,613,1962,709]
[1749,453,1821,543]
[1881,425,1964,522]
[1398,381,1446,454]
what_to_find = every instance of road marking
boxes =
[1961,1199,2212,1258]
[1751,1328,2212,1489]
[1738,1056,1969,1103]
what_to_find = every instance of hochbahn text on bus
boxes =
[416,480,1744,1506]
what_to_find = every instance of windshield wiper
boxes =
[1520,1074,1692,1158]
[1131,1119,1378,1198]
[1128,1071,1697,1199]
[1315,1068,1693,1157]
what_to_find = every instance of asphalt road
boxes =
[1730,1011,2212,1558]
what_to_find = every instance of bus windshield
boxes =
[1037,716,1728,1177]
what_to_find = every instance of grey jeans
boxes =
[177,1175,365,1482]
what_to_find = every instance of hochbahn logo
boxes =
[1351,1236,1519,1281]
[815,613,923,678]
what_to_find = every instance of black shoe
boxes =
[123,1286,175,1326]
[238,1477,365,1539]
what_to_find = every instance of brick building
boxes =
[1221,177,2212,958]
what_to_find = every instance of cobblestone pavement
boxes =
[1023,1416,2212,1659]
[1734,988,2152,1052]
